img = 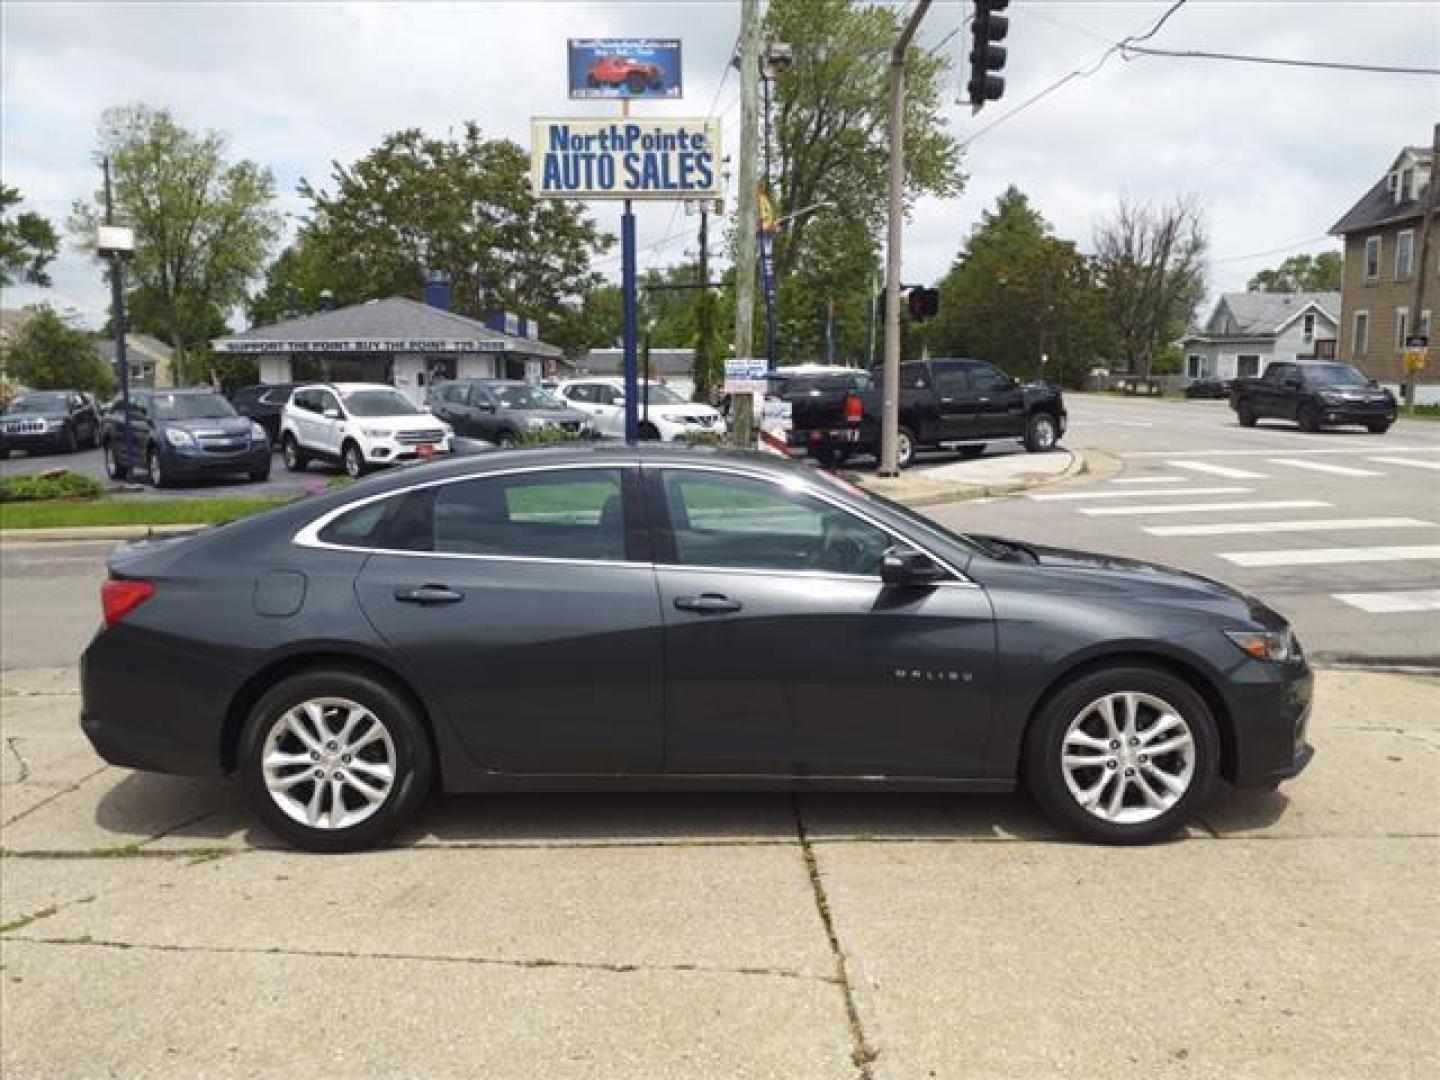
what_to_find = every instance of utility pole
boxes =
[731,0,762,447]
[102,157,136,481]
[879,0,931,475]
[1405,121,1439,407]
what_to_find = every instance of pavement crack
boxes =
[793,793,877,1079]
[0,763,110,828]
[1,934,836,985]
[3,737,30,783]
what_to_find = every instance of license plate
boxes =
[416,443,435,459]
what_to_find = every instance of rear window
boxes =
[774,372,872,395]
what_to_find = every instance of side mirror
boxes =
[881,546,946,587]
[323,408,342,420]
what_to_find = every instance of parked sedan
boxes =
[429,379,594,447]
[0,389,101,458]
[1183,377,1232,400]
[100,388,272,486]
[81,446,1312,851]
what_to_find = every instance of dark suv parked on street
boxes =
[0,389,101,458]
[230,383,296,445]
[101,388,272,487]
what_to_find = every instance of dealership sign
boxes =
[568,39,682,100]
[531,118,721,201]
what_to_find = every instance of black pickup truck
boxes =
[773,359,1067,468]
[1229,361,1396,433]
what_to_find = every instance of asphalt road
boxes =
[3,395,1437,668]
[930,395,1440,666]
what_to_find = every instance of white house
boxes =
[1182,292,1341,381]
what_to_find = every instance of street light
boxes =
[98,211,137,484]
[760,40,791,370]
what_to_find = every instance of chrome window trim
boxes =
[291,457,976,586]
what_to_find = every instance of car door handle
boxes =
[673,593,743,614]
[394,584,464,605]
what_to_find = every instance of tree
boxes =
[70,105,281,384]
[295,123,611,341]
[1247,251,1342,293]
[1092,197,1208,378]
[0,306,114,396]
[765,0,962,287]
[0,185,60,288]
[928,188,1112,387]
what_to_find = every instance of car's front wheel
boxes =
[1024,665,1219,845]
[1367,420,1392,434]
[146,447,171,488]
[238,669,435,852]
[1298,404,1322,433]
[342,441,368,478]
[1023,412,1059,453]
[1236,403,1257,427]
[282,434,309,472]
[102,440,124,479]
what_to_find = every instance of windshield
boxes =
[493,385,565,410]
[774,372,872,395]
[6,392,69,414]
[151,393,236,420]
[342,390,422,416]
[1306,364,1369,387]
[640,384,685,404]
[809,467,990,559]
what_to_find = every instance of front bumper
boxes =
[0,431,68,454]
[363,435,452,464]
[1316,401,1396,425]
[1225,655,1315,789]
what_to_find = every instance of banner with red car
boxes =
[568,39,682,100]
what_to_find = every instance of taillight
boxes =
[101,579,155,627]
[843,393,863,424]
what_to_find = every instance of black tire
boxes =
[342,440,368,478]
[102,440,125,480]
[146,447,171,489]
[814,446,851,468]
[497,429,519,449]
[60,426,78,454]
[1023,664,1220,845]
[1298,404,1322,433]
[0,447,9,460]
[1367,420,1392,434]
[956,444,985,460]
[637,422,662,442]
[248,463,272,483]
[1236,404,1257,427]
[282,434,309,472]
[237,668,435,852]
[1023,412,1059,453]
[895,426,917,469]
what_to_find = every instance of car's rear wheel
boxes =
[1367,420,1391,434]
[239,669,434,852]
[637,422,662,442]
[1236,404,1257,427]
[61,426,78,453]
[282,434,309,472]
[895,426,917,469]
[1298,404,1322,432]
[342,441,367,478]
[1023,412,1059,453]
[1024,665,1219,845]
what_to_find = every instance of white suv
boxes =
[554,378,726,441]
[280,383,453,477]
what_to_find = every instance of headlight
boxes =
[164,428,195,448]
[250,421,268,441]
[1225,629,1295,662]
[361,427,393,438]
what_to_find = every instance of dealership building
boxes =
[213,295,565,402]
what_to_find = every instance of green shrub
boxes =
[516,427,584,447]
[0,472,105,503]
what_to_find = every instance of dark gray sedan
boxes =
[429,379,594,447]
[81,446,1313,850]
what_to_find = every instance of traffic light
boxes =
[907,287,939,322]
[968,0,1009,114]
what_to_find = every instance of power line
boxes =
[1212,234,1335,265]
[1121,44,1440,76]
[958,0,1188,148]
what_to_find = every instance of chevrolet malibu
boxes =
[81,446,1313,851]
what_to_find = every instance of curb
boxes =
[0,524,203,544]
[864,447,1098,508]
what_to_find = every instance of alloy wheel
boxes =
[1060,691,1195,825]
[344,445,363,477]
[261,697,396,830]
[148,450,163,486]
[1033,417,1056,449]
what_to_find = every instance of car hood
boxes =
[972,536,1287,629]
[160,417,254,437]
[352,413,447,430]
[1316,386,1391,401]
[510,408,591,424]
[3,410,69,423]
[651,403,722,421]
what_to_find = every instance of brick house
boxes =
[1330,143,1437,403]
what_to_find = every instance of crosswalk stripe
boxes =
[1081,500,1330,517]
[1111,476,1188,484]
[1368,456,1440,471]
[1029,486,1248,502]
[1332,590,1440,614]
[1166,460,1268,479]
[1122,446,1438,458]
[1144,517,1434,537]
[1218,545,1440,567]
[1267,458,1383,477]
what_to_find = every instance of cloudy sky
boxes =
[2,0,1436,328]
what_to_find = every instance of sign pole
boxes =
[621,199,639,443]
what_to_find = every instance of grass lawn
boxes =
[0,496,294,530]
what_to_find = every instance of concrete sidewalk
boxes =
[2,667,1436,1077]
[856,446,1100,507]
